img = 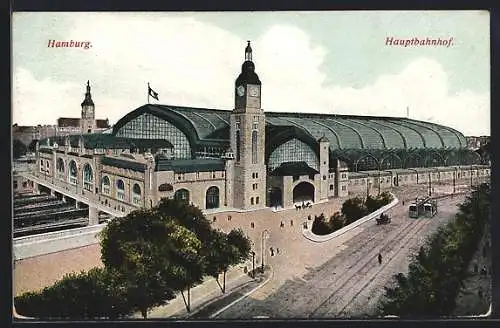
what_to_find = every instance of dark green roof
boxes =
[111,105,467,156]
[101,156,147,172]
[155,158,225,172]
[270,161,319,176]
[39,133,173,150]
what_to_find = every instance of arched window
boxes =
[252,130,258,164]
[132,183,141,205]
[68,160,78,185]
[83,164,93,191]
[101,176,110,195]
[116,179,125,200]
[206,186,220,209]
[424,152,444,168]
[56,158,65,175]
[404,153,422,168]
[236,130,241,162]
[380,154,402,170]
[355,154,379,171]
[174,189,190,204]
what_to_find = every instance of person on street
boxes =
[378,253,382,265]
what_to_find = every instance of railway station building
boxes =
[25,42,488,222]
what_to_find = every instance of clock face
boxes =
[248,85,260,97]
[237,85,245,97]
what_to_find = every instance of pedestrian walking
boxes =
[280,221,284,228]
[290,219,294,226]
[378,253,382,265]
[270,247,274,257]
[276,248,280,254]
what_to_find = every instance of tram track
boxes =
[308,195,462,318]
[307,215,428,317]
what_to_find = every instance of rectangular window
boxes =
[13,181,18,189]
[329,184,333,191]
[250,197,254,205]
[256,196,259,204]
[341,185,346,191]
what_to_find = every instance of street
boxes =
[212,189,466,318]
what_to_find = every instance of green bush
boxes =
[312,193,394,236]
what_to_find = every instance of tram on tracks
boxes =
[408,197,438,218]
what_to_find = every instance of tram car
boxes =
[408,197,437,218]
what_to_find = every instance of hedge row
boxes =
[312,192,393,235]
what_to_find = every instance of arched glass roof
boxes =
[111,104,467,153]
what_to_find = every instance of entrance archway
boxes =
[269,187,282,207]
[293,182,315,203]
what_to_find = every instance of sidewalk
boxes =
[144,261,254,318]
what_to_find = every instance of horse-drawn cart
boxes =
[376,213,391,225]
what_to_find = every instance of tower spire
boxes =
[245,40,252,61]
[81,80,94,107]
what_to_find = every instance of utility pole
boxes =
[428,172,432,197]
[453,169,456,194]
[251,251,256,278]
[378,171,381,195]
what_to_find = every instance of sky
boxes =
[12,11,490,136]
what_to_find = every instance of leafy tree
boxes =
[364,195,380,213]
[329,212,345,231]
[14,268,129,319]
[99,208,202,318]
[206,228,251,293]
[13,139,27,159]
[341,197,366,224]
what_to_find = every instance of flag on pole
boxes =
[148,84,159,101]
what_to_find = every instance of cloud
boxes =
[12,14,489,136]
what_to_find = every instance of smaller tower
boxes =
[318,135,329,201]
[80,81,96,134]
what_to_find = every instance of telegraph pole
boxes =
[251,251,255,278]
[428,172,432,196]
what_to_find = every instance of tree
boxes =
[205,229,251,294]
[99,208,202,318]
[14,268,130,319]
[13,139,27,159]
[341,197,366,224]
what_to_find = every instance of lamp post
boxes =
[251,251,256,278]
[453,168,456,194]
[428,171,432,197]
[378,171,381,195]
[261,229,269,272]
[470,165,473,187]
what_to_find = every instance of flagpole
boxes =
[147,82,150,104]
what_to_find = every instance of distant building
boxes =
[466,136,490,150]
[12,81,110,151]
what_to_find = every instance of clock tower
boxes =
[80,80,96,134]
[230,41,267,210]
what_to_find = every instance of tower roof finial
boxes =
[245,40,253,61]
